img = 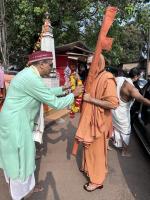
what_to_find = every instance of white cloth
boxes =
[33,104,44,144]
[112,127,130,147]
[112,77,134,147]
[4,172,35,200]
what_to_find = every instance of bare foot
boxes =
[79,168,84,173]
[39,146,44,152]
[35,154,41,160]
[107,145,113,151]
[33,184,44,193]
[121,151,131,157]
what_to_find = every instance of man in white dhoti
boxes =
[112,68,150,156]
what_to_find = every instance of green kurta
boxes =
[0,67,74,181]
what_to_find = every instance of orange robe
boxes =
[75,68,119,185]
[72,6,118,185]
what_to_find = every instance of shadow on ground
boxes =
[116,133,150,200]
[29,115,82,200]
[28,171,60,200]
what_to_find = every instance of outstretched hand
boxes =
[62,83,71,91]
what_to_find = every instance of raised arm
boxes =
[130,87,150,106]
[25,75,83,110]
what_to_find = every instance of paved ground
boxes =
[1,114,150,200]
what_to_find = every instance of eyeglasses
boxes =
[45,62,53,67]
[50,63,53,67]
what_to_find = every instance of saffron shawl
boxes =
[75,55,118,145]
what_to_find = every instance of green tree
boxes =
[84,1,150,65]
[4,0,150,67]
[5,0,98,66]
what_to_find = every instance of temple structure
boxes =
[55,41,91,85]
[41,12,56,69]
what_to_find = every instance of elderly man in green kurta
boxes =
[0,51,83,200]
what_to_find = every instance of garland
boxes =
[69,72,83,118]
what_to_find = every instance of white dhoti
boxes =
[112,77,134,148]
[4,172,35,200]
[112,127,130,147]
[5,105,43,200]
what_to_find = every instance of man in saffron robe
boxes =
[0,51,83,200]
[75,54,119,191]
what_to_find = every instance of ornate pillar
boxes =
[41,12,56,69]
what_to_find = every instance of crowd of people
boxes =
[0,51,150,199]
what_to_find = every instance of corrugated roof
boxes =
[56,41,91,54]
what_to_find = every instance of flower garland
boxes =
[69,72,83,118]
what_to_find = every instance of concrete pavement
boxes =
[1,113,150,200]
